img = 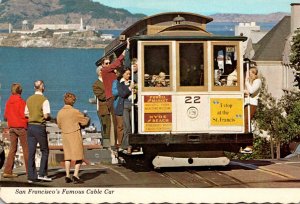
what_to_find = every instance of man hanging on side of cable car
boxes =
[101,38,130,149]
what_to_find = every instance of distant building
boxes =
[100,34,114,40]
[8,23,12,33]
[253,3,300,99]
[80,18,84,31]
[235,22,268,44]
[33,18,85,31]
[235,21,269,59]
[235,22,259,37]
[22,20,29,30]
[33,24,81,31]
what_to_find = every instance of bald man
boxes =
[25,80,52,183]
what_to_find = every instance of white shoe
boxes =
[38,175,52,181]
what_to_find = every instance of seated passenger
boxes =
[220,78,227,86]
[157,72,168,87]
[151,75,158,87]
[227,69,237,86]
[214,69,222,86]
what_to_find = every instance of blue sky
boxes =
[93,0,300,15]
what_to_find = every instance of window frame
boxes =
[211,41,241,92]
[141,41,173,92]
[176,41,208,92]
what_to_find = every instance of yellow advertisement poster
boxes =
[144,95,172,113]
[144,95,172,132]
[210,98,243,126]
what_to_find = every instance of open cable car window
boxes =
[177,42,207,91]
[142,43,172,91]
[212,43,240,91]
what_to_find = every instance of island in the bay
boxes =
[0,0,288,49]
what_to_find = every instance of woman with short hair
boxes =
[57,92,90,184]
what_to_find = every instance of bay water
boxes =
[0,47,104,129]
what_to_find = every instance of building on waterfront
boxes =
[100,34,114,40]
[252,3,300,99]
[22,20,29,30]
[12,18,92,35]
[33,17,85,31]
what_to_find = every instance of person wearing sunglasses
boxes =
[100,38,130,149]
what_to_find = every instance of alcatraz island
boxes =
[0,18,115,49]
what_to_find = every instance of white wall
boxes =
[291,3,300,34]
[257,61,295,99]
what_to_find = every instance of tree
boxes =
[253,29,300,159]
[279,91,300,141]
[290,28,300,88]
[254,78,297,159]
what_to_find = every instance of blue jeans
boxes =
[27,124,49,180]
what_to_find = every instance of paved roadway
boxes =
[1,156,300,188]
[2,156,300,203]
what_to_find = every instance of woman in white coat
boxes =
[244,67,262,133]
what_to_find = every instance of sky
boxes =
[93,0,300,16]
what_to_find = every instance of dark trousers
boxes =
[27,124,49,180]
[4,128,29,174]
[97,112,111,148]
[97,112,111,139]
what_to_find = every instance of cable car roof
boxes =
[120,12,213,37]
[95,12,247,66]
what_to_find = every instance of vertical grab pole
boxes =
[131,61,135,134]
[247,61,251,133]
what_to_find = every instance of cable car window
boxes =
[179,43,204,86]
[213,45,237,87]
[144,45,170,88]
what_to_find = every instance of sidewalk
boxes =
[232,158,300,180]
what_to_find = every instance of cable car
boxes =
[96,12,253,168]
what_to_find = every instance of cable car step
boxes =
[152,156,230,168]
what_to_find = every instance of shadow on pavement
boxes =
[0,180,49,187]
[120,153,154,172]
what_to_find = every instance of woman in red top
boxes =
[2,83,29,178]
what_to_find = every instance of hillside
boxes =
[209,12,289,23]
[0,0,289,30]
[0,0,145,29]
